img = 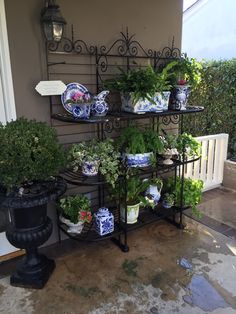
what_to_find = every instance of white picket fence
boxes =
[184,133,229,191]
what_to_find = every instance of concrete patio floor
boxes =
[0,188,236,314]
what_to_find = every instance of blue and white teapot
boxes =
[91,91,110,117]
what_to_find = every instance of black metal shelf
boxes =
[123,205,184,232]
[58,204,188,243]
[60,156,200,187]
[58,221,123,242]
[48,30,203,251]
[52,106,204,124]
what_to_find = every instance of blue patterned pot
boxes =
[152,91,171,111]
[162,201,173,209]
[125,152,152,168]
[91,91,109,117]
[72,103,91,119]
[81,160,100,176]
[94,207,114,236]
[170,85,190,110]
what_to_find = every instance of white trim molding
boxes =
[0,0,16,124]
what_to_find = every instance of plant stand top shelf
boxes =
[52,106,204,124]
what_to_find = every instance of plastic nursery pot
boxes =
[120,203,140,224]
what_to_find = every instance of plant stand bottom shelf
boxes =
[57,206,188,252]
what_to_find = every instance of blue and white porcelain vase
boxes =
[94,207,114,236]
[82,160,100,176]
[170,85,190,110]
[91,91,109,117]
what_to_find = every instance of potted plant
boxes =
[67,138,120,188]
[162,193,175,209]
[167,177,204,217]
[59,194,92,234]
[145,177,163,207]
[176,133,201,160]
[64,89,94,119]
[160,133,178,165]
[168,56,202,110]
[119,175,150,224]
[0,118,66,289]
[105,64,175,113]
[153,61,178,111]
[117,126,164,168]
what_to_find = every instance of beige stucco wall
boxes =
[5,0,183,122]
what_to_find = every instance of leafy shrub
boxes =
[166,177,204,217]
[184,59,236,155]
[0,118,65,190]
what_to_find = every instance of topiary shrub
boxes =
[0,118,65,191]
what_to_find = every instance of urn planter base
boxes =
[10,251,55,289]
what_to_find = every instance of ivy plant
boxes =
[166,177,204,217]
[176,133,201,158]
[67,139,120,188]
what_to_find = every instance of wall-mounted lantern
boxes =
[41,0,66,42]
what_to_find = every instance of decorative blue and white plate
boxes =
[61,82,89,115]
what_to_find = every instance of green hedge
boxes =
[183,59,236,156]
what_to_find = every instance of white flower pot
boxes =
[121,203,140,224]
[59,215,84,234]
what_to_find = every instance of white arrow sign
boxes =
[35,80,67,96]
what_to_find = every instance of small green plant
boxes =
[67,139,120,188]
[111,174,150,206]
[0,118,65,191]
[155,61,178,92]
[168,56,202,89]
[166,177,204,216]
[160,133,178,151]
[148,177,163,189]
[105,66,159,104]
[143,128,164,154]
[118,126,146,154]
[125,176,150,205]
[162,193,175,206]
[176,133,201,158]
[59,194,91,224]
[117,126,164,155]
[105,63,177,105]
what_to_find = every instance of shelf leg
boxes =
[178,211,186,230]
[111,236,129,253]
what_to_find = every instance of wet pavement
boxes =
[1,216,236,314]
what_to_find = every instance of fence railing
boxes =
[184,133,229,191]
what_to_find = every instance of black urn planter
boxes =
[1,177,66,289]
